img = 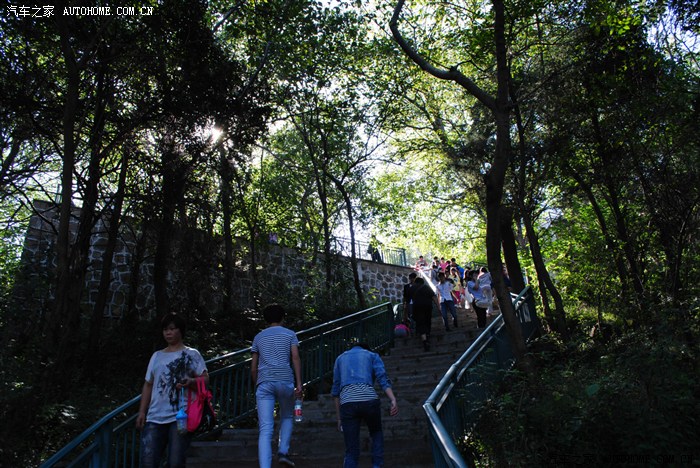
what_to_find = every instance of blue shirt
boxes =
[436,280,454,303]
[467,280,484,301]
[331,346,392,404]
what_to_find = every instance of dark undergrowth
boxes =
[466,306,700,467]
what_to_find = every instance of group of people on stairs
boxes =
[136,305,397,468]
[403,257,512,352]
[134,253,514,467]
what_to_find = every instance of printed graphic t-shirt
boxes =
[144,347,207,424]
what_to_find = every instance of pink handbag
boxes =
[187,377,217,433]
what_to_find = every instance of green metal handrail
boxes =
[41,302,394,468]
[424,286,540,468]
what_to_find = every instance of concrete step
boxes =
[187,309,488,467]
[189,434,433,467]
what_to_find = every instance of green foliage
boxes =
[470,311,700,466]
[0,211,24,309]
[1,0,699,464]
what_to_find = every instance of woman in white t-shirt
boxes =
[136,313,208,468]
[436,272,458,331]
[478,267,495,314]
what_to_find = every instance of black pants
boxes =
[472,302,487,328]
[413,303,432,336]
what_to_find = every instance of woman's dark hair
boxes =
[161,313,187,339]
[414,277,425,285]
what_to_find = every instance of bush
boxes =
[471,317,700,467]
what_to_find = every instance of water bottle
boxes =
[293,399,303,423]
[176,387,188,434]
[176,407,188,434]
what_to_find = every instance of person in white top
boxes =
[478,267,495,314]
[436,272,458,331]
[136,313,208,468]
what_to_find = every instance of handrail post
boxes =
[316,332,325,396]
[490,326,503,369]
[356,315,365,343]
[92,419,112,467]
[388,303,395,348]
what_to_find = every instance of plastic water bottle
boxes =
[293,399,303,423]
[176,407,188,434]
[176,387,188,434]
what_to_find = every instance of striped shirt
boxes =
[339,383,379,405]
[251,326,299,386]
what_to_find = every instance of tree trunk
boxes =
[0,138,22,192]
[86,149,129,366]
[511,100,567,336]
[122,225,148,329]
[248,224,260,307]
[567,165,631,298]
[219,147,235,316]
[492,0,533,375]
[500,206,526,293]
[331,175,367,309]
[48,31,110,392]
[57,72,108,370]
[522,207,568,336]
[390,0,534,376]
[589,105,645,309]
[154,142,184,317]
[47,16,81,358]
[631,152,689,302]
[311,161,334,308]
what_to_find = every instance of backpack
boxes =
[394,323,410,337]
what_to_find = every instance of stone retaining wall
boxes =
[13,200,413,318]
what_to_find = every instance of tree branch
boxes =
[389,0,496,111]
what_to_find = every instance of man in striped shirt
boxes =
[331,342,399,468]
[251,304,303,467]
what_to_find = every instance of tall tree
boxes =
[391,0,533,372]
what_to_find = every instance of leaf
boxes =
[585,383,600,397]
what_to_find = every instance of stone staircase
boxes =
[188,305,491,468]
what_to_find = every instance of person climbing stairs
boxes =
[186,305,490,467]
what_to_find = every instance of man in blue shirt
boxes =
[331,342,399,468]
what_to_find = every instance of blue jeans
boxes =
[340,399,384,468]
[256,381,295,468]
[440,300,457,326]
[140,421,192,468]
